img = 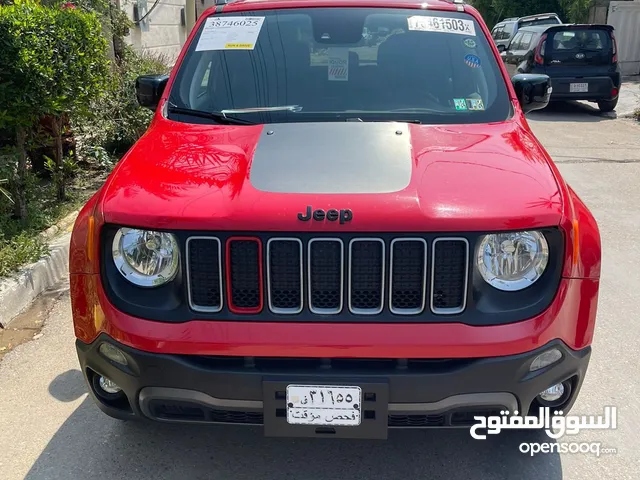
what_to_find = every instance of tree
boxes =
[0,0,110,210]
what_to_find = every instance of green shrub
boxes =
[0,232,49,277]
[77,46,171,155]
[0,0,110,212]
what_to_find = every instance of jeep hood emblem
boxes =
[298,206,353,224]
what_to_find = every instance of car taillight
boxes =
[534,33,547,65]
[611,31,618,63]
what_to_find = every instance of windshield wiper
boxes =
[220,105,303,114]
[345,117,422,124]
[167,105,256,125]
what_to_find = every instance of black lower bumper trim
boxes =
[76,335,591,438]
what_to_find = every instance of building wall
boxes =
[608,1,640,75]
[123,0,189,63]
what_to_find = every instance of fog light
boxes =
[538,383,565,404]
[530,348,562,372]
[99,343,128,366]
[98,376,122,394]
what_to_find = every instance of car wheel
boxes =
[597,98,618,112]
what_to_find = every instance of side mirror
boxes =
[497,44,506,52]
[135,74,170,110]
[511,74,552,114]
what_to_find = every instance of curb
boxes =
[0,210,79,328]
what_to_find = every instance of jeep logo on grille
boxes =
[297,206,353,224]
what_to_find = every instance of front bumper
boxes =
[77,335,590,439]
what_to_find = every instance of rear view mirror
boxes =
[135,75,170,111]
[511,74,552,114]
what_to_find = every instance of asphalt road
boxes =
[1,101,640,480]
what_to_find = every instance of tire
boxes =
[597,98,618,112]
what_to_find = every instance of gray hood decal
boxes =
[249,122,412,194]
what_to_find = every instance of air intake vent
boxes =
[389,238,427,314]
[227,238,263,313]
[267,238,303,314]
[430,238,469,314]
[349,238,385,314]
[308,239,344,314]
[186,237,222,312]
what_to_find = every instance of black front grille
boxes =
[186,235,469,317]
[349,240,384,313]
[390,239,426,313]
[228,239,261,310]
[431,239,468,313]
[388,414,445,427]
[146,400,500,428]
[187,238,222,311]
[267,239,302,313]
[308,239,343,313]
[149,401,263,424]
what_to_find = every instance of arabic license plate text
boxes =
[286,385,362,426]
[570,83,588,93]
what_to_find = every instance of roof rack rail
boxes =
[518,12,559,20]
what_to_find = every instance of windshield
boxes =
[168,8,511,125]
[550,29,611,52]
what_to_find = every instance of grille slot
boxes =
[308,239,344,314]
[186,237,223,312]
[348,238,385,315]
[267,238,303,314]
[227,238,263,313]
[389,238,427,315]
[430,238,469,314]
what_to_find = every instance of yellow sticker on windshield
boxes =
[225,43,254,49]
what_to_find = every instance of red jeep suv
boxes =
[70,0,601,439]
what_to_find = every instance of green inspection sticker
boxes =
[454,98,468,111]
[464,38,477,48]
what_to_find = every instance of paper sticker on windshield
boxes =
[463,38,477,48]
[195,16,265,51]
[464,54,481,68]
[466,98,485,111]
[454,99,468,111]
[328,48,349,81]
[407,16,476,36]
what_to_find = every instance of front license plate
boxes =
[570,82,589,93]
[286,385,362,426]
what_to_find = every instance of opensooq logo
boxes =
[469,406,617,440]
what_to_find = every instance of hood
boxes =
[101,119,563,232]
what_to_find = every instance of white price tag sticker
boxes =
[328,48,349,81]
[407,16,476,36]
[195,16,265,51]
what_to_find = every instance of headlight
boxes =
[476,230,549,291]
[112,228,179,287]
